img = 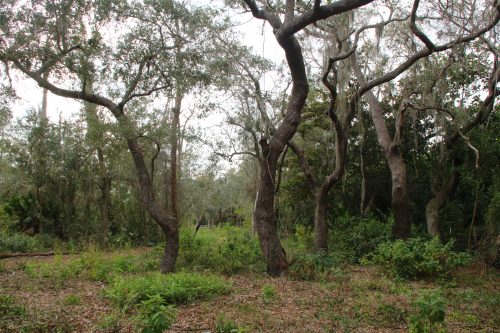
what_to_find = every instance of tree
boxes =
[0,0,221,272]
[351,0,499,238]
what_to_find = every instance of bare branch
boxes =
[410,0,436,51]
[458,130,480,169]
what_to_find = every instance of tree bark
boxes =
[255,152,288,276]
[83,78,112,245]
[125,134,178,272]
[352,55,412,239]
[388,153,412,238]
[425,170,459,237]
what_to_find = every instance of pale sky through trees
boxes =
[9,4,284,125]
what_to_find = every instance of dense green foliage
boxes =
[104,272,230,331]
[363,238,472,279]
[177,226,265,274]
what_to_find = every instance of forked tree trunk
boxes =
[425,170,459,237]
[254,153,288,276]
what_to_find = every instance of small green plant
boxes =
[363,237,471,279]
[135,294,177,333]
[262,284,276,303]
[0,295,26,317]
[104,272,230,310]
[409,289,446,333]
[63,294,81,306]
[97,311,122,333]
[215,315,248,333]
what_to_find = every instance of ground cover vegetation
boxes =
[0,0,499,332]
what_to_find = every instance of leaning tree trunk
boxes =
[125,134,178,273]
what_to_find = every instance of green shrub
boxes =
[177,227,264,274]
[135,294,177,333]
[0,231,54,253]
[293,225,314,251]
[329,214,393,262]
[0,295,26,317]
[262,284,276,303]
[289,251,343,281]
[104,272,231,310]
[22,249,158,285]
[363,237,471,279]
[409,289,446,333]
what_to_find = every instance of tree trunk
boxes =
[169,92,182,220]
[160,226,179,273]
[388,152,412,239]
[254,152,288,276]
[125,132,178,273]
[353,56,412,239]
[425,170,459,237]
[40,72,49,121]
[97,147,112,244]
[314,187,329,252]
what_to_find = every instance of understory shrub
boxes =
[0,231,54,253]
[104,272,231,309]
[328,214,392,262]
[177,227,265,274]
[363,237,471,279]
[22,249,158,284]
[289,251,344,281]
[104,272,230,332]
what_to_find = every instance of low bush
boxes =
[262,284,276,303]
[329,214,393,263]
[177,226,265,274]
[215,315,248,333]
[0,231,54,253]
[104,272,230,332]
[104,272,231,310]
[289,251,344,281]
[135,294,177,333]
[363,237,471,279]
[22,249,158,284]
